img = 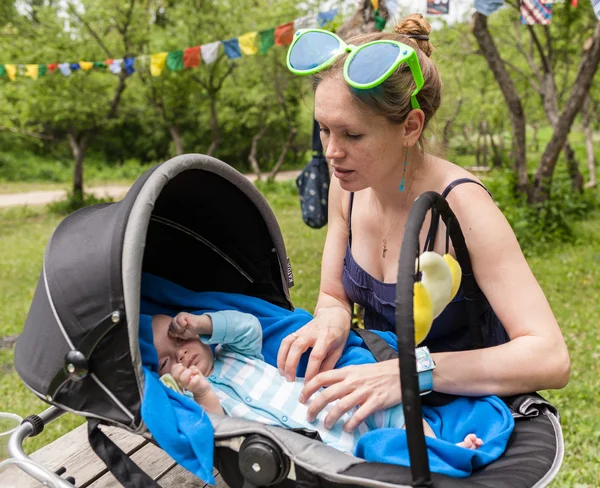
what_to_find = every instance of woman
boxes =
[277,14,570,433]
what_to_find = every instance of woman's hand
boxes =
[300,359,401,432]
[277,308,351,383]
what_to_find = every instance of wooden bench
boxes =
[1,423,229,487]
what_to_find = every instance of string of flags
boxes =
[473,0,594,23]
[0,9,339,82]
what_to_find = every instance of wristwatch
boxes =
[416,346,436,395]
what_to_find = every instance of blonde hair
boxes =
[313,14,442,138]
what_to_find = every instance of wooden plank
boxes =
[155,465,227,488]
[0,423,147,488]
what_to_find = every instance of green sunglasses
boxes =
[286,28,424,110]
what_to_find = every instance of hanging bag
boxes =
[296,118,330,228]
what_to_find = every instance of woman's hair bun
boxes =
[394,14,434,57]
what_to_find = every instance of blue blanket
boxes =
[139,273,514,484]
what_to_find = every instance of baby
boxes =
[152,310,484,453]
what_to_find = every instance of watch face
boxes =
[416,347,435,372]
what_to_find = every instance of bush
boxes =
[47,191,114,215]
[486,169,598,256]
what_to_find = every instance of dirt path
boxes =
[0,170,301,208]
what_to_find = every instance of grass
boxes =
[0,181,598,486]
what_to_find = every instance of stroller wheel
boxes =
[238,434,290,487]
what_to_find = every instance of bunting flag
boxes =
[572,0,578,6]
[238,32,259,55]
[166,50,184,71]
[474,0,504,16]
[274,22,294,46]
[0,8,368,82]
[183,46,201,68]
[427,0,450,15]
[201,41,220,64]
[151,52,168,76]
[222,38,242,59]
[259,29,275,54]
[5,64,16,80]
[520,0,552,24]
[592,0,600,19]
[317,9,338,26]
[109,59,123,74]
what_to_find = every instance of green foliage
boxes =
[47,190,114,215]
[487,169,599,255]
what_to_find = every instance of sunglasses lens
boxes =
[289,32,341,71]
[347,43,401,85]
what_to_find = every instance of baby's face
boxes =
[152,314,214,377]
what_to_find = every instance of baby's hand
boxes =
[169,312,212,340]
[171,363,212,399]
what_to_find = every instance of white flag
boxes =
[201,41,220,64]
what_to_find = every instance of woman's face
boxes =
[314,76,407,192]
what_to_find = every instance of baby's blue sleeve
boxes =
[204,311,264,360]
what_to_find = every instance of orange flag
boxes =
[274,22,294,46]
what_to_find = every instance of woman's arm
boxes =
[432,183,570,395]
[277,178,354,382]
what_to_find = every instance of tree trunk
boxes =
[583,95,597,188]
[207,96,220,156]
[68,130,89,202]
[248,126,268,181]
[539,73,584,193]
[532,22,600,203]
[442,99,463,150]
[480,120,488,167]
[472,12,529,195]
[168,125,184,155]
[462,124,474,153]
[529,123,539,152]
[269,127,298,180]
[489,132,503,168]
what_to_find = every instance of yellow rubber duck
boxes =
[413,252,462,345]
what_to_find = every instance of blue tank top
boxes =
[341,179,509,353]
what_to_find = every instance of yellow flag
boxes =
[238,32,258,55]
[5,64,16,81]
[25,64,39,79]
[371,0,379,9]
[80,61,93,70]
[151,52,168,76]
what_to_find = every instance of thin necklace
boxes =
[375,148,410,259]
[374,197,403,259]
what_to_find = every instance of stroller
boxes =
[9,154,564,487]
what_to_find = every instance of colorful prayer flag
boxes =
[5,64,16,80]
[47,63,58,74]
[274,22,294,46]
[201,41,220,64]
[222,38,242,59]
[317,9,338,27]
[93,61,108,69]
[371,0,379,9]
[124,57,135,75]
[25,64,39,79]
[592,0,600,19]
[0,65,5,78]
[38,64,47,77]
[166,50,184,71]
[151,52,168,76]
[239,32,258,55]
[259,29,275,54]
[474,0,504,16]
[109,59,122,74]
[183,46,201,68]
[293,14,318,31]
[58,63,71,76]
[520,0,552,24]
[80,61,93,70]
[427,0,450,15]
[70,63,81,71]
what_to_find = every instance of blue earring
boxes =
[399,147,409,192]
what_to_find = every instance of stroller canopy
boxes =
[15,154,293,427]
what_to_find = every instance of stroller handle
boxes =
[395,191,470,487]
[6,406,75,488]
